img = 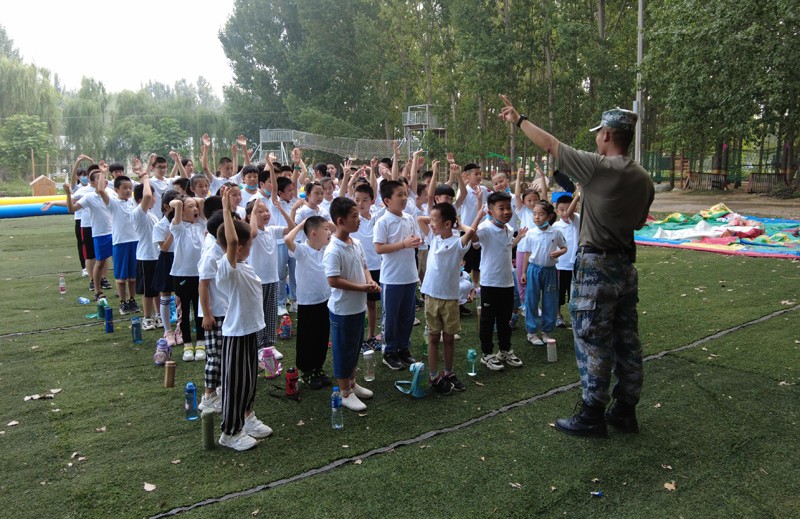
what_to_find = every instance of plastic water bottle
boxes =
[131,316,143,344]
[77,297,91,305]
[104,306,114,333]
[467,349,478,376]
[330,386,344,430]
[58,274,66,297]
[279,314,292,339]
[363,350,375,381]
[185,382,199,421]
[169,296,177,324]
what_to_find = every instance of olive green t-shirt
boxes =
[558,142,654,262]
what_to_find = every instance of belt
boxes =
[577,246,627,255]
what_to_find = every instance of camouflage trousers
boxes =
[569,252,643,408]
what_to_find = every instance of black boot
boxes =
[555,401,608,438]
[605,399,639,433]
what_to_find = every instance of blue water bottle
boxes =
[131,316,142,344]
[169,296,177,324]
[331,386,343,430]
[185,382,199,421]
[104,306,114,333]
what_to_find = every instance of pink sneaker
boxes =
[164,330,176,347]
[175,328,184,345]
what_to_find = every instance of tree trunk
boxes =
[598,0,606,40]
[544,32,555,170]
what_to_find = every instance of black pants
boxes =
[74,220,86,269]
[557,269,572,307]
[479,286,514,355]
[220,332,258,435]
[173,276,204,344]
[296,301,330,374]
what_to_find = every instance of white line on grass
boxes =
[149,304,799,518]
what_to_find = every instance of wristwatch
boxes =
[516,115,528,128]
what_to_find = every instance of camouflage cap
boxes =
[589,108,637,133]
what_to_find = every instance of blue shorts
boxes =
[93,234,113,261]
[112,241,138,280]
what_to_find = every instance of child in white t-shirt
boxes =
[324,197,381,412]
[417,203,482,394]
[351,183,384,347]
[293,181,332,242]
[552,192,581,328]
[131,174,160,329]
[285,216,333,389]
[100,174,140,315]
[215,186,272,451]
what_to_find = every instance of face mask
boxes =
[79,177,89,186]
[536,221,550,230]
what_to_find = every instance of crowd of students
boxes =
[53,138,581,451]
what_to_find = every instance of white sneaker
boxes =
[289,301,298,313]
[243,413,273,438]
[413,317,421,326]
[480,353,505,371]
[341,392,367,411]
[154,315,163,328]
[81,268,89,277]
[277,305,288,316]
[439,332,461,341]
[527,333,545,346]
[541,332,552,342]
[198,393,222,413]
[497,349,523,367]
[352,383,373,399]
[182,344,194,361]
[219,431,257,451]
[142,317,156,331]
[269,346,283,361]
[194,344,206,361]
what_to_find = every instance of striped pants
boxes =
[204,316,224,390]
[220,332,259,435]
[256,282,280,348]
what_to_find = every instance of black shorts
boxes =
[152,251,174,293]
[463,245,481,273]
[368,269,381,301]
[136,259,158,297]
[80,226,95,260]
[557,269,572,306]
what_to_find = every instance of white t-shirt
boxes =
[294,204,331,243]
[169,220,206,276]
[324,236,368,316]
[209,176,226,196]
[352,207,383,271]
[519,226,566,268]
[517,206,534,231]
[152,216,175,253]
[107,197,139,245]
[247,226,285,284]
[290,241,331,305]
[553,213,580,270]
[216,258,264,336]
[320,198,333,215]
[458,184,489,224]
[149,176,174,219]
[421,233,471,300]
[240,187,259,208]
[71,183,90,222]
[79,192,113,236]
[198,241,228,318]
[373,210,419,285]
[475,219,514,288]
[131,204,160,261]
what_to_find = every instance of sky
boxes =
[2,0,236,98]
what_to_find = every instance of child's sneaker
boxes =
[270,346,283,361]
[182,344,194,361]
[119,301,131,315]
[352,383,373,399]
[319,370,332,386]
[101,277,112,290]
[243,413,273,438]
[444,372,466,392]
[164,330,176,347]
[430,375,454,394]
[198,393,222,413]
[81,268,89,277]
[413,317,421,326]
[219,430,257,451]
[341,392,367,411]
[556,317,567,328]
[277,305,288,316]
[175,328,184,345]
[497,349,523,367]
[527,333,545,346]
[302,371,325,390]
[480,353,505,371]
[382,351,403,370]
[194,342,206,361]
[88,279,95,292]
[128,299,140,313]
[398,349,417,367]
[459,304,472,316]
[541,332,552,342]
[154,315,163,328]
[142,317,156,331]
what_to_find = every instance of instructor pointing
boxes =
[499,95,654,438]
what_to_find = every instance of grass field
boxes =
[1,214,798,518]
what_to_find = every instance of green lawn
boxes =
[0,215,798,518]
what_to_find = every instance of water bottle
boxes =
[185,382,199,420]
[420,325,428,356]
[330,386,344,430]
[104,306,114,333]
[546,338,558,363]
[169,296,177,324]
[363,350,376,381]
[260,347,282,379]
[77,297,91,305]
[96,298,107,320]
[58,274,66,297]
[131,316,143,344]
[279,314,292,339]
[285,367,299,397]
[467,349,478,376]
[154,338,172,366]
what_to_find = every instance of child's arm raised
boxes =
[72,154,92,186]
[369,157,378,196]
[170,150,188,178]
[170,199,183,225]
[515,167,524,211]
[566,187,581,220]
[339,161,351,197]
[427,159,439,206]
[454,163,467,208]
[63,182,79,213]
[220,186,238,268]
[200,138,213,181]
[249,199,261,239]
[417,215,431,237]
[237,135,250,165]
[391,140,400,180]
[408,149,423,197]
[283,219,305,253]
[141,172,153,213]
[96,173,110,206]
[290,198,304,224]
[534,163,548,202]
[460,208,485,246]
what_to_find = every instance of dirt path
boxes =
[650,190,799,219]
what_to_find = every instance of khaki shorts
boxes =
[424,295,461,336]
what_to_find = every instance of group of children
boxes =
[57,140,581,451]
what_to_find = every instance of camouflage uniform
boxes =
[570,250,643,407]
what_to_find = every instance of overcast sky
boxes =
[3,0,236,98]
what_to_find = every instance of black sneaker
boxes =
[459,304,472,316]
[430,376,454,395]
[88,279,95,292]
[119,301,131,315]
[444,372,465,392]
[128,299,141,313]
[382,351,403,370]
[302,371,324,390]
[398,349,416,367]
[101,277,112,290]
[318,370,332,387]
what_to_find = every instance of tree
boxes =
[0,114,56,179]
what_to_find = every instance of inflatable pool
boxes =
[0,203,69,218]
[0,195,63,206]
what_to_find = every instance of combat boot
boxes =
[555,401,608,438]
[605,399,639,433]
